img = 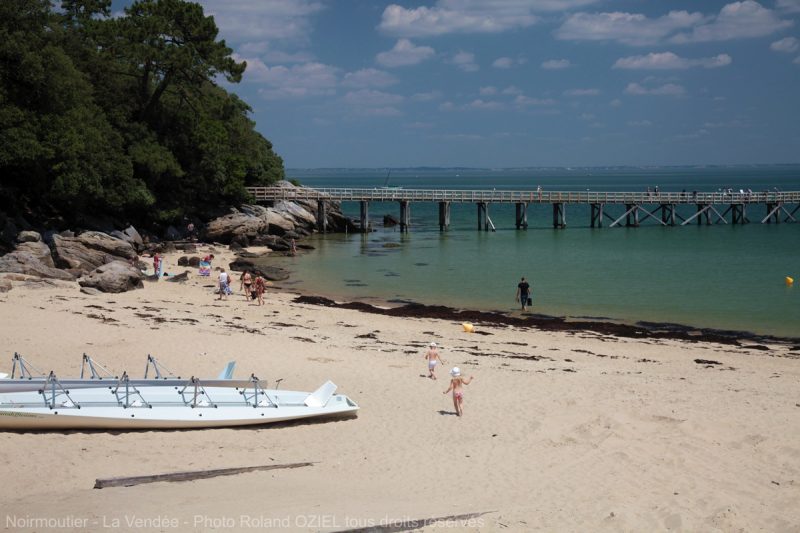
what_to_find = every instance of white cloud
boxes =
[671,1,793,43]
[376,39,435,67]
[342,69,397,88]
[466,99,504,110]
[252,61,338,99]
[515,95,557,106]
[579,113,595,120]
[794,55,800,64]
[556,10,704,46]
[609,99,622,107]
[479,86,498,95]
[450,51,479,72]
[493,57,513,69]
[556,1,793,46]
[624,82,685,96]
[541,59,571,69]
[502,86,523,95]
[771,36,799,52]
[613,52,732,69]
[777,0,800,12]
[199,0,324,43]
[628,120,652,126]
[379,1,603,37]
[564,88,600,96]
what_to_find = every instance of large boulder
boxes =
[204,211,267,244]
[16,231,41,243]
[51,232,136,273]
[272,201,317,229]
[0,249,75,280]
[228,259,290,281]
[16,240,55,267]
[78,261,144,293]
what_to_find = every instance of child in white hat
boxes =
[444,367,474,417]
[424,342,444,380]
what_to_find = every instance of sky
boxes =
[139,1,800,167]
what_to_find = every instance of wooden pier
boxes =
[247,187,800,232]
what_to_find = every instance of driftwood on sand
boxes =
[93,461,315,489]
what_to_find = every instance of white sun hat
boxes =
[429,342,437,347]
[450,367,461,377]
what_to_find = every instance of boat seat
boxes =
[304,381,337,407]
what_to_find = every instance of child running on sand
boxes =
[424,342,444,380]
[443,367,474,417]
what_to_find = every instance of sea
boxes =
[261,166,800,339]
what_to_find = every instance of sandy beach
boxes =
[1,247,799,532]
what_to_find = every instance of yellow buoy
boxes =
[462,322,474,333]
[786,276,794,286]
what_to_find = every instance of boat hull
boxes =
[0,385,359,430]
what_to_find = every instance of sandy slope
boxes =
[0,248,798,532]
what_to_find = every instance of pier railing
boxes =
[247,187,800,205]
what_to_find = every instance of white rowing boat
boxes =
[0,354,359,430]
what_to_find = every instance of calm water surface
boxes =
[265,167,800,338]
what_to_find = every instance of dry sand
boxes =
[0,247,798,532]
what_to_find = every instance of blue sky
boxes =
[173,1,799,167]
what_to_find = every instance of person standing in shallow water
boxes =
[444,367,474,417]
[516,276,531,311]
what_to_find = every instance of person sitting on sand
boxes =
[217,269,229,300]
[443,367,474,417]
[424,342,444,379]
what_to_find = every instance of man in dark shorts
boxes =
[515,277,531,311]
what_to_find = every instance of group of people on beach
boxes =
[424,342,474,417]
[217,269,271,305]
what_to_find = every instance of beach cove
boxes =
[1,247,799,531]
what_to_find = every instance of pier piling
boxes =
[438,201,451,231]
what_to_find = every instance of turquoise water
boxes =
[268,167,800,338]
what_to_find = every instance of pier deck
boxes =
[246,187,800,231]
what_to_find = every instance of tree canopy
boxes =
[0,0,284,228]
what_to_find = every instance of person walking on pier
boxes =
[516,277,531,311]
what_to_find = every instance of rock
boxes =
[78,261,144,293]
[228,259,290,281]
[259,266,291,282]
[232,234,250,248]
[229,241,243,252]
[272,201,317,229]
[16,231,41,243]
[283,230,301,240]
[188,256,201,267]
[51,232,136,273]
[80,286,102,295]
[16,240,54,267]
[0,249,75,280]
[263,209,295,235]
[162,241,177,253]
[175,243,197,252]
[296,243,315,250]
[110,225,143,249]
[165,271,190,283]
[204,211,266,244]
[384,214,399,227]
[177,256,189,266]
[236,251,268,259]
[0,279,12,292]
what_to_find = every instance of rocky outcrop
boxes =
[51,232,136,273]
[0,250,75,280]
[78,261,144,293]
[228,259,290,281]
[203,211,267,244]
